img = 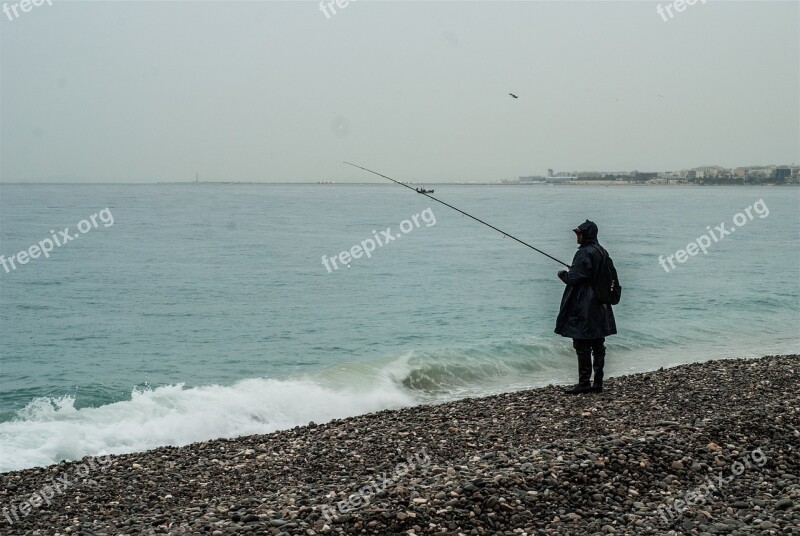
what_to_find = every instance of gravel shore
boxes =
[2,354,798,536]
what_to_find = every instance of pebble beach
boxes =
[1,354,798,536]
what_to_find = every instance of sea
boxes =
[0,183,798,473]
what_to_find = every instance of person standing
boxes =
[555,220,617,394]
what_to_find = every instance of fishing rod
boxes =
[343,162,571,268]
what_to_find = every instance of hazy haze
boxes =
[1,0,798,183]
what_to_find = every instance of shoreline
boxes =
[3,182,799,186]
[1,354,798,535]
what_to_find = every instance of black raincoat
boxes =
[554,220,617,339]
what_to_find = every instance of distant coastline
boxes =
[2,181,800,186]
[3,163,799,186]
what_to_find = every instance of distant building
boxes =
[745,168,771,181]
[512,164,794,186]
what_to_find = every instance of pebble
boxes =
[1,354,797,535]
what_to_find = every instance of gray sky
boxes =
[1,0,798,183]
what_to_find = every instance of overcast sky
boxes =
[1,0,798,183]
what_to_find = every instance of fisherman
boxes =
[555,220,617,394]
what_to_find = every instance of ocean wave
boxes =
[5,335,790,473]
[0,339,577,473]
[0,375,414,473]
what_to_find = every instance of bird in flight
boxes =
[509,93,518,99]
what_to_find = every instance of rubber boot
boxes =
[565,383,592,394]
[592,341,605,392]
[565,344,593,394]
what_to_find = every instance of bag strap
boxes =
[588,243,607,259]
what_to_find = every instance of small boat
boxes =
[416,188,434,194]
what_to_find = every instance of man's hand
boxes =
[557,270,567,281]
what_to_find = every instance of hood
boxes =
[573,220,598,244]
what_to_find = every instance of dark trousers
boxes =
[572,338,605,386]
